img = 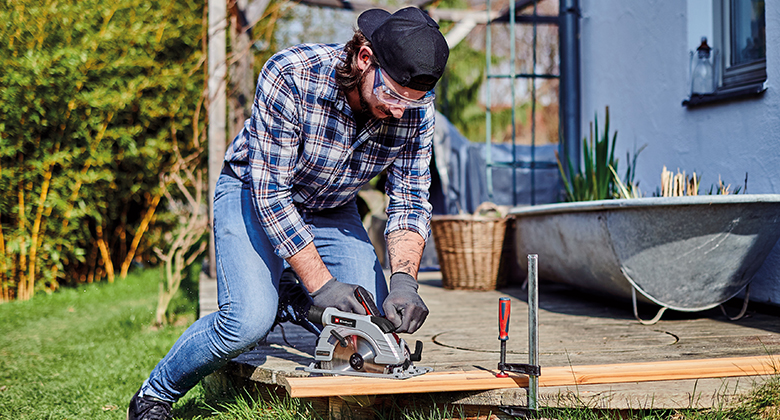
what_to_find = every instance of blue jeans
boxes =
[141,172,388,402]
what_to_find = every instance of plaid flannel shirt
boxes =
[224,43,434,259]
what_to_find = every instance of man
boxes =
[128,6,449,420]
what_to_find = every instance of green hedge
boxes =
[0,0,205,300]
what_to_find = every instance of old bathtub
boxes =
[509,195,780,322]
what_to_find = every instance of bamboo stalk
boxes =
[39,92,76,247]
[26,143,59,298]
[677,170,683,195]
[119,192,161,278]
[688,171,699,195]
[49,116,112,287]
[17,176,29,300]
[95,223,115,283]
[661,166,670,197]
[0,216,6,303]
[115,207,128,270]
[86,241,98,283]
[0,159,6,302]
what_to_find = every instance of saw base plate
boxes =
[304,362,433,379]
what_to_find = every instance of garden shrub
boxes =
[0,0,206,301]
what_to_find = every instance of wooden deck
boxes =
[202,271,780,413]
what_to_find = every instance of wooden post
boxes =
[208,0,227,279]
[228,0,256,141]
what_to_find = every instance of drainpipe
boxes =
[559,0,581,177]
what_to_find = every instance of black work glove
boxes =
[309,277,368,315]
[382,272,428,334]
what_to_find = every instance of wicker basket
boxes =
[430,202,508,290]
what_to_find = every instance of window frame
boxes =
[715,0,766,92]
[684,0,766,107]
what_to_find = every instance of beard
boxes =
[357,86,371,116]
[356,68,393,119]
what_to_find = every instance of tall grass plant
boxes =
[557,107,645,202]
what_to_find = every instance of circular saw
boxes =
[304,287,432,379]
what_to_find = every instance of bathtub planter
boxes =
[509,195,780,323]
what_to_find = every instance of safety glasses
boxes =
[372,67,435,109]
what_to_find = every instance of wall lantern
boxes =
[690,37,718,95]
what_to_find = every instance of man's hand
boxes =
[382,272,428,333]
[309,277,368,315]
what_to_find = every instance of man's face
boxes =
[355,49,429,120]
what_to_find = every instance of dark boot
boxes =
[127,388,172,420]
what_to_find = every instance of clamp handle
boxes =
[499,297,510,341]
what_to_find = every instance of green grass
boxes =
[0,267,200,420]
[2,267,780,420]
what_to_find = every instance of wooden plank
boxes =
[283,355,780,398]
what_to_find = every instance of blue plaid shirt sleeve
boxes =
[384,106,435,241]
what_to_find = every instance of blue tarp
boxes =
[430,112,562,215]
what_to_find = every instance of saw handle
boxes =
[306,290,397,334]
[303,287,380,324]
[354,286,381,316]
[354,287,397,333]
[307,305,325,325]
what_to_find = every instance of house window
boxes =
[721,0,766,91]
[684,0,766,106]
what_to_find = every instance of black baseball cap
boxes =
[358,7,449,92]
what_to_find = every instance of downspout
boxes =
[559,0,581,177]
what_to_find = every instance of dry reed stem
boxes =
[661,166,700,197]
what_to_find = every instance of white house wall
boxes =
[579,0,780,304]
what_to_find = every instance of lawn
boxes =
[0,267,200,419]
[2,267,780,420]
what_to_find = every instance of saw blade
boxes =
[321,335,388,375]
